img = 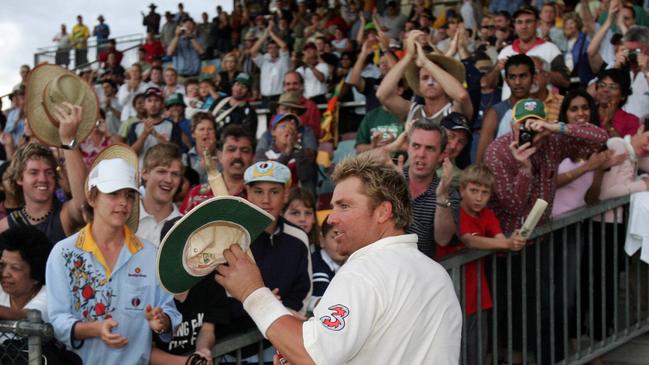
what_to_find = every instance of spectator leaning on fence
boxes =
[0,226,52,322]
[484,98,608,361]
[46,144,181,365]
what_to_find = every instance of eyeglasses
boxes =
[481,25,496,29]
[597,82,620,91]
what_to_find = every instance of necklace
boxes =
[22,207,53,223]
[10,289,38,310]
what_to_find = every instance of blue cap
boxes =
[270,113,300,129]
[244,161,291,186]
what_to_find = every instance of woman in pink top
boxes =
[552,89,625,350]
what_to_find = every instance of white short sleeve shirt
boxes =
[302,234,462,365]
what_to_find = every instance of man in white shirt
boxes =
[620,26,649,120]
[117,63,150,121]
[136,142,183,246]
[250,20,290,105]
[487,5,570,100]
[216,154,462,365]
[296,42,329,105]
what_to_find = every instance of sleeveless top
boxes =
[8,199,66,245]
[405,102,453,125]
[491,100,514,138]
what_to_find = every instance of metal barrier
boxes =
[0,310,53,365]
[208,196,649,365]
[33,33,145,70]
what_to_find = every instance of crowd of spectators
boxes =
[0,0,649,363]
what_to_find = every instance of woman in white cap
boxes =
[46,144,181,365]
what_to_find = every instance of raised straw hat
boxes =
[404,52,466,96]
[25,64,98,147]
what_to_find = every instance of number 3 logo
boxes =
[319,304,350,331]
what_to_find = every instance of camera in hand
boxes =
[625,48,641,67]
[519,124,535,146]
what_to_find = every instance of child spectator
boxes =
[436,164,526,364]
[282,187,319,250]
[308,216,347,312]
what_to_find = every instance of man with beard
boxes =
[136,143,183,246]
[211,73,258,137]
[475,54,535,162]
[127,87,183,159]
[179,124,255,214]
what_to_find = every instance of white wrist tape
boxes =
[243,287,291,338]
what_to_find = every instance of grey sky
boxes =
[0,0,231,98]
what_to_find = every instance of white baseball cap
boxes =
[87,158,139,194]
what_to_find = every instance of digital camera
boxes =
[519,124,535,146]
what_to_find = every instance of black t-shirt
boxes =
[362,76,382,114]
[154,275,230,355]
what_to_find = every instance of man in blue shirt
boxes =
[166,17,205,77]
[93,15,110,49]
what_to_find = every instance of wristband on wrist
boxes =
[243,287,291,338]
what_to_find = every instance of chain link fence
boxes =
[0,310,52,365]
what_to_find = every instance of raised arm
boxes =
[588,1,618,71]
[348,40,372,91]
[52,103,87,235]
[250,28,269,58]
[268,24,288,52]
[376,30,423,120]
[414,42,473,118]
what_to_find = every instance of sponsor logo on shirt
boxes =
[319,304,349,331]
[128,266,147,278]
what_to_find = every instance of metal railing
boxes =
[33,33,145,70]
[0,310,53,365]
[208,195,649,365]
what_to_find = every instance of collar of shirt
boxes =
[403,167,440,198]
[512,37,546,54]
[347,234,418,262]
[74,224,143,277]
[139,200,180,224]
[320,249,342,273]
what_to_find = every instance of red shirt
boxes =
[600,108,640,137]
[141,40,165,63]
[180,183,246,214]
[300,96,322,138]
[436,207,502,315]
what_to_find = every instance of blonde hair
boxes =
[10,143,59,196]
[142,143,183,173]
[459,164,495,189]
[332,154,411,229]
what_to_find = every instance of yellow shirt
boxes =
[71,24,90,49]
[74,224,143,277]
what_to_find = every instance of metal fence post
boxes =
[26,310,42,365]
